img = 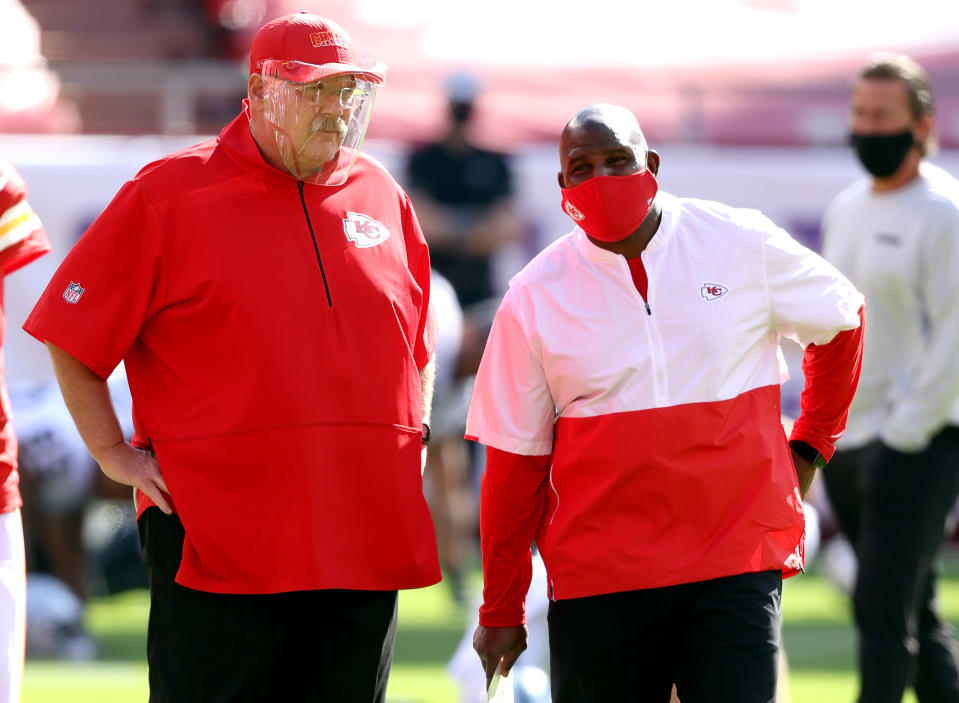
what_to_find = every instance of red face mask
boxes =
[560,169,659,242]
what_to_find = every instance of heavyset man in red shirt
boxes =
[467,104,866,702]
[24,12,439,703]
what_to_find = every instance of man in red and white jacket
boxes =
[467,104,865,702]
[0,159,51,703]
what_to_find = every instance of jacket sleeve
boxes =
[465,290,555,455]
[23,180,167,379]
[789,305,865,461]
[403,194,437,371]
[881,214,959,451]
[0,161,51,274]
[478,447,551,628]
[760,215,864,348]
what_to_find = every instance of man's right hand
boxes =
[473,624,528,690]
[46,342,173,514]
[97,442,172,514]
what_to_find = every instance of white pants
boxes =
[0,510,25,703]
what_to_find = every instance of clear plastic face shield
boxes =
[257,59,379,186]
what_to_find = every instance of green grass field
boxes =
[24,556,959,703]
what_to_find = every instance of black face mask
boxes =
[849,129,916,178]
[449,101,474,126]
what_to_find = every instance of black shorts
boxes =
[547,570,782,703]
[138,507,398,703]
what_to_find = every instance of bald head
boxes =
[561,104,645,154]
[558,104,656,189]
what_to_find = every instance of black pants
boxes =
[547,570,782,703]
[138,507,398,703]
[823,428,959,703]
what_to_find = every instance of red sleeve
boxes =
[789,304,865,461]
[478,446,550,628]
[23,180,167,379]
[0,162,51,274]
[0,223,51,275]
[404,195,435,369]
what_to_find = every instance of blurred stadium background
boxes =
[4,0,959,389]
[3,0,959,701]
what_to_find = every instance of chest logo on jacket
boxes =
[343,212,391,248]
[701,283,728,301]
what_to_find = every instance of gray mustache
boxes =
[312,116,347,134]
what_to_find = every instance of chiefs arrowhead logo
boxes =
[563,199,585,221]
[701,283,728,301]
[343,212,390,248]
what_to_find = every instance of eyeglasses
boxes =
[292,81,370,108]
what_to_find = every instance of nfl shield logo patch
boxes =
[62,281,85,304]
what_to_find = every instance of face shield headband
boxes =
[257,59,379,186]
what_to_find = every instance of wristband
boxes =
[789,439,827,469]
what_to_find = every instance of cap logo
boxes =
[310,30,346,49]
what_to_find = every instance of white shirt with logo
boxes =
[468,192,862,456]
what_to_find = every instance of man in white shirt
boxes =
[821,53,959,703]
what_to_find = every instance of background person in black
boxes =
[406,71,523,308]
[406,73,524,606]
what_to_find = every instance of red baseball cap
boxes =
[249,12,386,84]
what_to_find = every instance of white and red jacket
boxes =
[466,193,864,626]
